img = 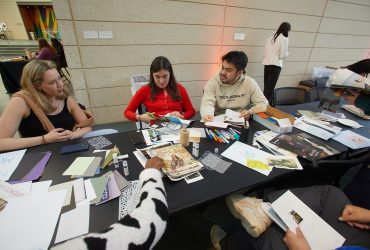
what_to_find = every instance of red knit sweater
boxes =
[124,84,195,121]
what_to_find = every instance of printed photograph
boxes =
[270,133,340,161]
[267,157,300,169]
[290,210,303,225]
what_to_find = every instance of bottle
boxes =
[180,128,190,147]
[192,142,199,157]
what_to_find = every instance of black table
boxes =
[277,101,370,139]
[15,117,349,240]
[0,60,28,93]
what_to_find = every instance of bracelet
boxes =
[138,115,141,121]
[248,109,254,115]
[42,135,47,144]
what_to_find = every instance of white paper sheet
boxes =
[271,190,345,250]
[0,189,66,250]
[83,179,97,203]
[55,203,90,243]
[332,130,370,149]
[205,121,228,128]
[49,178,86,206]
[11,181,32,193]
[221,141,273,176]
[188,128,207,138]
[31,180,52,194]
[0,149,27,181]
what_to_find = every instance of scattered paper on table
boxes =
[0,149,27,181]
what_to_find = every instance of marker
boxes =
[220,130,231,140]
[214,129,229,143]
[230,128,241,135]
[205,128,214,141]
[209,130,222,143]
[228,129,240,140]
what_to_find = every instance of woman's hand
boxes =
[139,113,156,123]
[339,204,370,229]
[169,111,184,118]
[44,128,71,143]
[283,228,310,250]
[202,115,214,122]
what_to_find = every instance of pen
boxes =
[224,130,234,140]
[228,129,240,140]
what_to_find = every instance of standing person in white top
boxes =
[262,22,291,105]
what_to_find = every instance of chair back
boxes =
[308,87,327,102]
[313,149,370,186]
[273,87,308,106]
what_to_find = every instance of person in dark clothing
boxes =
[50,38,68,68]
[345,59,370,77]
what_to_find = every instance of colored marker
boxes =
[210,130,222,143]
[205,128,214,141]
[214,129,229,143]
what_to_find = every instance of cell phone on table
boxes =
[60,142,89,154]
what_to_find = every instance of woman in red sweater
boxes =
[124,56,195,123]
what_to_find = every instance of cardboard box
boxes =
[253,106,295,134]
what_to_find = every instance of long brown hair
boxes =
[20,60,68,113]
[149,56,180,101]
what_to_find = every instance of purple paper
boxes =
[9,152,52,184]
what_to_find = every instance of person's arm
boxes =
[52,156,168,250]
[124,87,147,122]
[179,84,195,119]
[283,227,311,250]
[200,79,217,121]
[339,204,370,230]
[67,97,92,139]
[279,37,289,60]
[0,97,70,152]
[249,78,268,113]
[35,48,48,60]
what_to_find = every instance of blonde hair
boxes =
[20,60,69,113]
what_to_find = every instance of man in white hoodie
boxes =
[201,51,268,122]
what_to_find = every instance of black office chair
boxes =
[312,149,370,187]
[308,87,327,102]
[137,104,147,130]
[52,55,70,84]
[273,87,308,106]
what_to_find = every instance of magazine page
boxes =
[269,133,339,161]
[271,190,345,250]
[150,144,203,180]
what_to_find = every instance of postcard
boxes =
[266,156,303,170]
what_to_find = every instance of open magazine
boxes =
[137,143,203,181]
[262,190,345,250]
[327,68,369,90]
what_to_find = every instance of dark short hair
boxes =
[149,56,180,101]
[222,51,248,73]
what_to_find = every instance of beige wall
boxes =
[0,0,28,40]
[52,0,370,124]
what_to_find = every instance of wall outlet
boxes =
[233,32,245,41]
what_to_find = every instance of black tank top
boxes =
[18,99,75,137]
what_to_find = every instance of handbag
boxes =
[13,90,94,132]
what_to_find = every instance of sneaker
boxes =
[234,197,271,238]
[210,225,227,250]
[225,194,245,219]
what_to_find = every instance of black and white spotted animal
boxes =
[52,168,168,250]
